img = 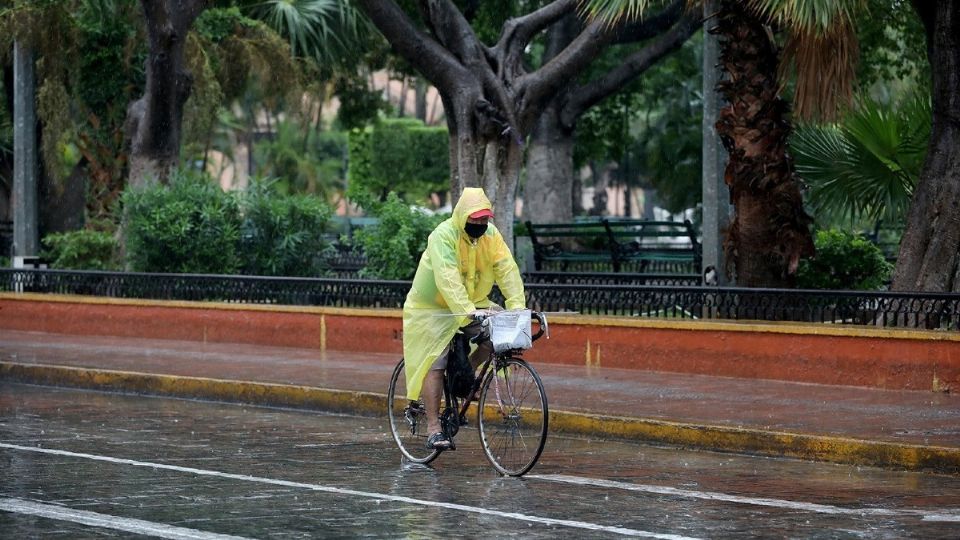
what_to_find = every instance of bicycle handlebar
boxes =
[531,312,547,341]
[471,310,549,342]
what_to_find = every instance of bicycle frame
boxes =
[441,312,547,437]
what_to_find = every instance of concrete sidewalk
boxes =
[2,328,959,474]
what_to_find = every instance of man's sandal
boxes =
[426,432,455,451]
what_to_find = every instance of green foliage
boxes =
[633,36,703,213]
[796,229,892,290]
[243,0,371,68]
[347,118,449,207]
[791,93,930,225]
[75,5,143,118]
[457,0,522,44]
[355,192,446,280]
[857,0,929,94]
[123,171,337,276]
[195,6,258,43]
[253,119,347,198]
[0,1,142,214]
[575,86,639,169]
[239,179,333,277]
[123,170,243,274]
[41,228,119,270]
[575,34,703,214]
[333,75,389,129]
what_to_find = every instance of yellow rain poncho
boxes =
[402,187,526,399]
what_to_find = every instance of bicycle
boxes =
[387,310,549,476]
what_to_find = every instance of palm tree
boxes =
[585,0,864,287]
[235,0,370,69]
[791,94,930,226]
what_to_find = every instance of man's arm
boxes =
[429,230,476,317]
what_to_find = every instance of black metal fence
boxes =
[1,269,957,330]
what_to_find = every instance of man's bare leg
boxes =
[468,340,493,370]
[422,369,444,435]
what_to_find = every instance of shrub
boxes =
[796,229,893,290]
[356,192,446,280]
[41,227,119,270]
[347,118,449,206]
[239,179,333,276]
[123,171,243,274]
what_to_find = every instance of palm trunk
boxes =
[713,0,813,287]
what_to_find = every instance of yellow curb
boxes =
[3,291,958,342]
[547,410,960,475]
[3,361,958,475]
[0,362,385,416]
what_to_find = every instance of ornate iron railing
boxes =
[0,269,410,308]
[524,271,701,286]
[1,269,957,329]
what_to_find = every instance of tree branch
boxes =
[514,17,616,129]
[354,0,472,95]
[611,0,685,44]
[496,0,578,55]
[561,12,700,127]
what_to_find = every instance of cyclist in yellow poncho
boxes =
[403,187,525,450]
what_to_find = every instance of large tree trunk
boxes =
[892,1,960,292]
[522,4,696,226]
[524,107,575,223]
[714,0,813,287]
[125,0,206,188]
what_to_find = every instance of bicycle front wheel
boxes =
[477,357,548,476]
[387,359,440,464]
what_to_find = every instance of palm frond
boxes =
[248,0,366,66]
[779,10,858,121]
[792,95,929,224]
[578,0,663,28]
[747,0,865,32]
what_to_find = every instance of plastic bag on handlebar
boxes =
[489,309,533,353]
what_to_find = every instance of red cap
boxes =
[469,208,494,219]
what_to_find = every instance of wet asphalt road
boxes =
[2,382,960,539]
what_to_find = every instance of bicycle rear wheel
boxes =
[477,357,548,476]
[387,359,440,464]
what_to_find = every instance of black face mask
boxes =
[464,222,488,239]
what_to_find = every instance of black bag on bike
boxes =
[446,333,475,399]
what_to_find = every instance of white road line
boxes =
[529,474,960,523]
[0,443,697,540]
[0,497,253,540]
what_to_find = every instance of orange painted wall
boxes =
[529,324,959,391]
[1,295,957,391]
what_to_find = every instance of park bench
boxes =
[602,219,701,273]
[524,220,613,271]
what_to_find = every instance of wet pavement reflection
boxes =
[2,382,959,538]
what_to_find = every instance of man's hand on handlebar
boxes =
[468,309,495,321]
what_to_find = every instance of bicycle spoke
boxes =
[388,359,440,464]
[478,358,548,476]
